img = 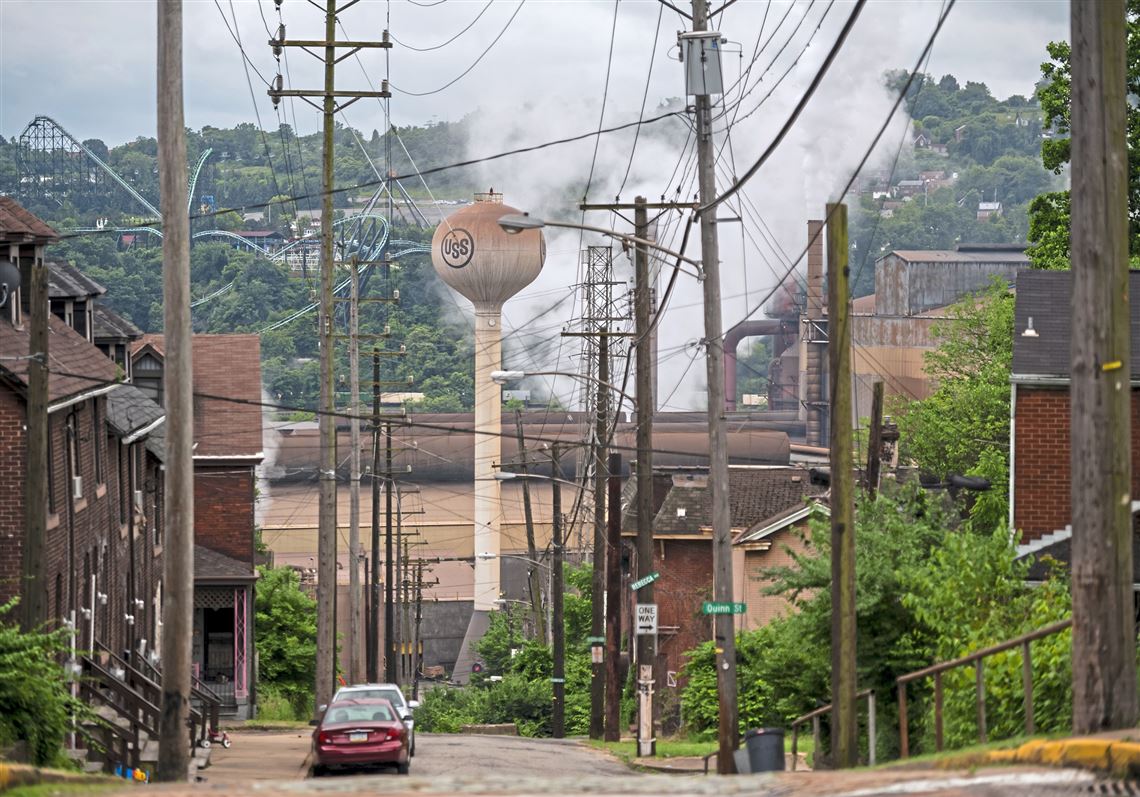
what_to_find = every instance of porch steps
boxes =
[1016,525,1071,560]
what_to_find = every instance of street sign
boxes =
[586,636,605,644]
[591,645,604,664]
[701,601,746,615]
[636,603,658,635]
[630,572,660,591]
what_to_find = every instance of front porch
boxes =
[194,546,257,719]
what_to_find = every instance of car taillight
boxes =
[318,732,333,745]
[387,728,404,741]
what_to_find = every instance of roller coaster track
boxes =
[187,149,213,212]
[19,115,161,218]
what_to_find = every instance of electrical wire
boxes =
[390,1,495,51]
[616,3,664,199]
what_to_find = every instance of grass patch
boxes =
[230,720,313,732]
[2,784,123,797]
[591,734,815,764]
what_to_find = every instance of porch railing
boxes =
[789,688,877,770]
[896,618,1072,758]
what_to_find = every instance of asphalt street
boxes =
[144,731,1113,797]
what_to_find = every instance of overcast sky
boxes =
[0,0,1071,409]
[1,0,1067,145]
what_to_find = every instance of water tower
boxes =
[431,190,545,679]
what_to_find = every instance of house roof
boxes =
[1012,270,1140,380]
[47,260,105,300]
[735,500,829,544]
[194,545,256,584]
[130,333,263,459]
[0,198,58,243]
[106,383,164,439]
[647,466,826,535]
[93,304,143,342]
[0,315,117,405]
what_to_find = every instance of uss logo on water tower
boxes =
[439,227,475,269]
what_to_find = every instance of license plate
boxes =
[348,732,368,743]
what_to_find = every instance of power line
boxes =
[390,1,495,51]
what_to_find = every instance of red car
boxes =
[310,698,410,776]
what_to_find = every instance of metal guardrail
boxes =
[896,618,1073,758]
[789,688,876,770]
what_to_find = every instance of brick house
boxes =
[130,334,263,717]
[621,466,825,696]
[1011,269,1140,545]
[0,199,166,665]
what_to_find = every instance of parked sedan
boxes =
[310,698,410,776]
[329,683,419,756]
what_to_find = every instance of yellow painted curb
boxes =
[1058,739,1111,770]
[1109,742,1140,777]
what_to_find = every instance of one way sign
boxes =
[636,603,657,636]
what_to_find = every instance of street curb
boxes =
[0,761,115,793]
[960,736,1140,777]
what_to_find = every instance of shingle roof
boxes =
[1012,270,1140,379]
[886,249,1030,264]
[93,304,143,342]
[0,198,58,242]
[195,545,256,583]
[645,466,826,535]
[47,260,105,300]
[130,333,263,459]
[0,315,117,404]
[106,383,164,438]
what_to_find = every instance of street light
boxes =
[498,214,703,278]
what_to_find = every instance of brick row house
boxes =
[0,198,166,666]
[130,333,263,718]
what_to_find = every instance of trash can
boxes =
[743,727,785,772]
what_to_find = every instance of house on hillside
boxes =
[0,198,166,666]
[620,466,826,694]
[977,201,1003,221]
[129,333,263,718]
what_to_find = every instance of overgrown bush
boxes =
[0,600,90,766]
[255,566,317,720]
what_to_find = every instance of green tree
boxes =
[895,279,1014,530]
[255,566,318,716]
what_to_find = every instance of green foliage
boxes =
[895,279,1014,529]
[254,566,317,720]
[0,601,91,766]
[1029,2,1140,266]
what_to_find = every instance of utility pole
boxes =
[633,196,656,756]
[590,332,609,740]
[412,560,424,698]
[155,0,193,779]
[551,446,566,739]
[827,203,857,768]
[1069,0,1137,733]
[515,410,545,642]
[385,418,396,683]
[604,452,622,742]
[369,350,381,682]
[347,260,362,683]
[268,0,391,710]
[688,0,738,773]
[865,381,884,499]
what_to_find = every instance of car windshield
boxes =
[341,688,404,708]
[324,705,394,724]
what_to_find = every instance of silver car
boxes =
[329,684,419,756]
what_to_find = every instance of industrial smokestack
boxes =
[431,190,545,681]
[804,219,826,446]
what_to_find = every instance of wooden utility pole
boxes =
[412,560,424,698]
[384,418,396,683]
[865,381,884,499]
[633,196,657,756]
[690,0,738,773]
[347,261,362,683]
[369,350,381,682]
[827,203,857,768]
[155,0,194,779]
[589,333,609,740]
[267,0,391,710]
[515,410,545,642]
[1069,0,1137,733]
[604,453,623,742]
[20,230,51,632]
[551,446,566,739]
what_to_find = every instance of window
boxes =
[66,408,81,499]
[116,442,127,525]
[153,466,163,548]
[46,421,56,513]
